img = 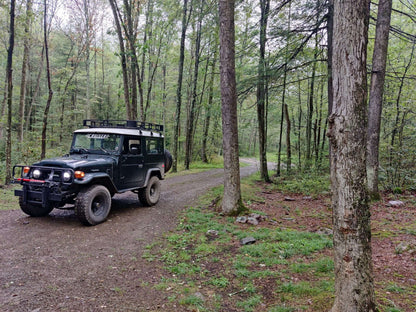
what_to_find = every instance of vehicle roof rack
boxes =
[83,119,164,133]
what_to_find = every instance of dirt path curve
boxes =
[0,160,260,312]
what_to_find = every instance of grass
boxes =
[143,182,335,311]
[0,185,19,211]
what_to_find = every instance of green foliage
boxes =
[272,170,330,195]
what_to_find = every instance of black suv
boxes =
[13,120,172,225]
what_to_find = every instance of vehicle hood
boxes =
[34,154,116,170]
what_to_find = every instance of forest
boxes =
[0,0,415,190]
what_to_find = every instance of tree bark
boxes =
[172,0,189,172]
[41,0,54,160]
[219,0,244,215]
[5,0,16,185]
[184,0,203,170]
[108,0,131,119]
[201,48,217,163]
[367,0,392,199]
[18,0,32,143]
[328,0,376,311]
[256,0,271,182]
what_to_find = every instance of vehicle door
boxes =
[143,137,164,174]
[119,137,145,189]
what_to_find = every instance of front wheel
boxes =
[138,176,161,206]
[19,197,54,217]
[75,185,112,225]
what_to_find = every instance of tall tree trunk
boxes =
[18,0,32,143]
[306,50,318,166]
[0,75,8,139]
[5,0,16,185]
[328,0,376,311]
[26,46,45,132]
[84,0,91,119]
[219,0,244,215]
[108,0,131,119]
[283,71,291,173]
[201,48,218,163]
[172,0,189,172]
[184,0,203,170]
[256,0,271,182]
[367,0,392,199]
[122,0,138,120]
[41,0,54,160]
[389,44,414,167]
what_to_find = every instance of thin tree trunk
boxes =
[41,0,54,160]
[108,0,131,119]
[257,0,271,182]
[329,0,375,310]
[122,0,138,120]
[201,48,217,163]
[172,0,189,172]
[219,0,244,215]
[283,73,291,173]
[0,75,8,139]
[5,0,16,185]
[18,0,32,143]
[367,0,392,199]
[306,53,318,166]
[26,46,45,132]
[297,78,302,170]
[389,44,414,166]
[185,0,203,170]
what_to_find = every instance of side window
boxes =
[145,138,163,155]
[123,138,141,155]
[129,139,141,155]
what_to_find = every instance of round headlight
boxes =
[63,171,72,182]
[32,169,41,179]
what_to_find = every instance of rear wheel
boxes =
[19,197,54,217]
[138,176,161,206]
[75,185,111,225]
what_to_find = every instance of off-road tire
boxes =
[75,185,111,225]
[138,176,161,206]
[19,197,54,217]
[164,149,173,173]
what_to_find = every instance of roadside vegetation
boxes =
[142,170,416,312]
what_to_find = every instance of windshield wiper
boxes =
[71,147,89,154]
[97,147,110,155]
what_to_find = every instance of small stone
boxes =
[236,216,247,224]
[316,228,333,236]
[284,197,295,201]
[240,237,256,245]
[388,200,404,207]
[247,217,259,226]
[303,196,312,200]
[206,230,219,236]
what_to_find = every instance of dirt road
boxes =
[0,162,259,312]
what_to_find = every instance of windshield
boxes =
[71,133,121,155]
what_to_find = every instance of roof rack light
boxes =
[83,119,164,133]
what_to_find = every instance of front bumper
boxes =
[13,165,76,208]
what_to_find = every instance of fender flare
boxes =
[74,173,118,194]
[144,169,162,187]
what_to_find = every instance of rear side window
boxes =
[146,138,163,155]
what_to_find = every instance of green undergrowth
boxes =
[0,185,19,211]
[271,169,331,196]
[143,184,335,311]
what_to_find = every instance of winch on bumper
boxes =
[13,165,77,209]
